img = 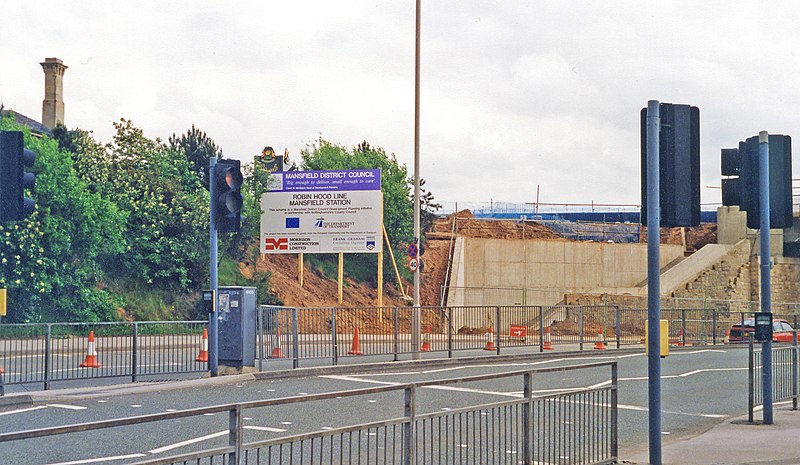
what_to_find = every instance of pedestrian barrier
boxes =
[0,321,207,391]
[748,334,799,422]
[0,361,619,465]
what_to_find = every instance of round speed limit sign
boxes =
[407,258,418,272]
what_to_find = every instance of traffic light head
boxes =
[213,158,243,232]
[0,131,36,222]
[720,134,792,229]
[640,102,701,227]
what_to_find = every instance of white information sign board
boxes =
[260,170,383,254]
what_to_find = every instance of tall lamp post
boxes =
[412,0,422,359]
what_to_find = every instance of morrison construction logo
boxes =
[264,237,289,251]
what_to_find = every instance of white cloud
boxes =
[2,0,800,210]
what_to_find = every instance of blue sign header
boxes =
[268,169,381,192]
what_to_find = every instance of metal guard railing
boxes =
[0,361,618,465]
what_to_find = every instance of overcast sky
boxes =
[2,1,800,210]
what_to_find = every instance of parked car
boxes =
[729,318,799,343]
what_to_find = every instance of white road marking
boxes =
[244,426,287,433]
[130,404,142,408]
[44,454,147,465]
[0,405,48,416]
[281,421,292,425]
[148,430,228,454]
[47,404,88,410]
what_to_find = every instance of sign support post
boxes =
[758,130,774,425]
[646,100,662,465]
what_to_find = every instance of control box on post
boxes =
[217,286,257,368]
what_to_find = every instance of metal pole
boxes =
[209,157,219,377]
[646,100,662,465]
[411,0,422,360]
[792,329,798,410]
[131,323,138,383]
[748,333,755,423]
[523,372,532,465]
[759,130,773,425]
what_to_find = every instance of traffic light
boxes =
[213,158,243,232]
[640,103,701,227]
[0,131,36,222]
[722,134,792,229]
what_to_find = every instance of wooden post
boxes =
[338,252,344,304]
[298,253,304,287]
[378,251,384,316]
[383,225,408,298]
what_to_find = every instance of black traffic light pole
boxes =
[209,157,219,377]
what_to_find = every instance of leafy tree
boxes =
[168,125,222,190]
[0,117,126,322]
[300,138,420,285]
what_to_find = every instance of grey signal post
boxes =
[758,131,773,424]
[645,100,662,465]
[209,157,219,377]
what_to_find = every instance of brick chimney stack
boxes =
[40,57,67,129]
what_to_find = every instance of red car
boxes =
[729,318,799,343]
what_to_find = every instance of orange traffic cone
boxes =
[348,326,363,355]
[79,330,102,368]
[724,330,730,344]
[543,326,555,350]
[271,327,285,358]
[593,330,607,350]
[677,327,685,347]
[483,325,496,351]
[421,325,432,351]
[196,328,209,362]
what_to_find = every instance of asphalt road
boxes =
[0,347,752,464]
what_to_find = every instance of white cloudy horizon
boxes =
[2,1,800,210]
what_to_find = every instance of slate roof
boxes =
[0,109,51,136]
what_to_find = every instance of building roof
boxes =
[0,109,51,136]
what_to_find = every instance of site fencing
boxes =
[0,321,207,393]
[258,305,800,369]
[0,361,618,465]
[748,334,799,422]
[2,304,799,393]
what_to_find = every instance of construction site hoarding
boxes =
[260,169,383,254]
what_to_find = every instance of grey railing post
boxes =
[257,307,263,372]
[44,324,51,391]
[793,330,798,411]
[712,311,718,346]
[681,310,686,347]
[611,362,619,460]
[748,334,755,423]
[523,372,532,465]
[131,323,138,383]
[495,306,501,355]
[292,308,300,369]
[403,386,416,465]
[228,405,243,464]
[393,307,399,361]
[579,306,584,351]
[539,307,544,352]
[615,306,621,349]
[447,307,453,358]
[332,307,338,366]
